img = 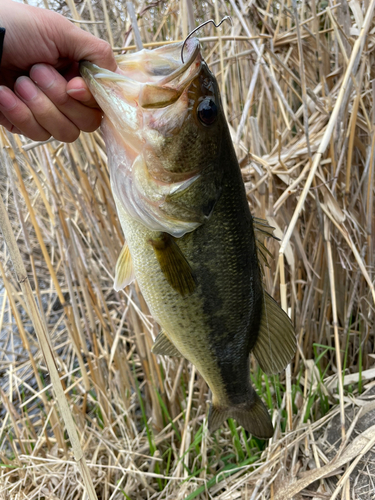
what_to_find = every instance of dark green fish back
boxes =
[186,134,264,405]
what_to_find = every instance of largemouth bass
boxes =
[81,38,296,439]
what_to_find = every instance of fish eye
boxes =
[197,98,218,126]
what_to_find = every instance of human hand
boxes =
[0,0,117,142]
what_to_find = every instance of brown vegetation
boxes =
[0,0,375,498]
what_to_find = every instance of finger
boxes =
[0,86,51,141]
[15,75,81,143]
[66,77,98,108]
[30,65,102,133]
[0,112,23,135]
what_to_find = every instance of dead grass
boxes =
[1,0,375,498]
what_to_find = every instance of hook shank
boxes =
[181,16,232,63]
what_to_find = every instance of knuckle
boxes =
[34,106,54,122]
[100,41,114,59]
[36,90,68,109]
[14,111,34,130]
[1,102,51,141]
[53,92,70,107]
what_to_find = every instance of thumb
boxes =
[56,17,117,71]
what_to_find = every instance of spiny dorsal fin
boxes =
[253,217,279,269]
[255,238,273,268]
[149,233,196,297]
[114,242,135,291]
[151,330,183,357]
[252,291,296,375]
[253,217,279,240]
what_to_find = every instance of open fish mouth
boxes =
[114,38,201,85]
[80,38,202,110]
[79,38,210,238]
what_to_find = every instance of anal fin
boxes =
[151,330,183,357]
[114,242,135,292]
[208,391,274,439]
[252,291,296,375]
[149,233,196,297]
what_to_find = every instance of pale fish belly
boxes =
[114,190,260,408]
[115,203,237,403]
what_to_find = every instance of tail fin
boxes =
[208,392,274,439]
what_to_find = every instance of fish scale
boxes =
[81,37,296,438]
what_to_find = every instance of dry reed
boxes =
[1,0,375,499]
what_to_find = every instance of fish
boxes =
[80,38,296,439]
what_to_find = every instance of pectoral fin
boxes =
[252,291,296,375]
[152,330,183,357]
[150,233,196,297]
[114,242,135,291]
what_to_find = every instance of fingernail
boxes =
[30,64,56,90]
[66,88,85,97]
[15,77,38,101]
[67,88,91,102]
[0,87,17,110]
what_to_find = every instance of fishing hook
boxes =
[181,16,232,64]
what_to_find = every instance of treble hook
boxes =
[181,16,232,64]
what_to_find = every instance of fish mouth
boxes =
[80,38,201,109]
[116,37,201,86]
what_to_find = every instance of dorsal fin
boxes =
[253,217,279,269]
[253,217,279,240]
